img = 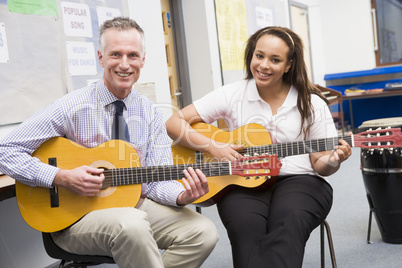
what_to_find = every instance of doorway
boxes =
[290,3,313,82]
[161,0,182,112]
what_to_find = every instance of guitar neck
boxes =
[104,162,232,186]
[245,135,354,158]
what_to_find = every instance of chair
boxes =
[321,219,337,268]
[196,206,336,268]
[315,84,345,135]
[42,232,115,268]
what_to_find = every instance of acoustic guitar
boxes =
[15,137,280,232]
[171,122,402,201]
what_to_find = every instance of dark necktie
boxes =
[112,100,130,141]
[112,101,147,197]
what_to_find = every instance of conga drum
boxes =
[359,117,402,243]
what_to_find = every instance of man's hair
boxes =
[99,17,145,55]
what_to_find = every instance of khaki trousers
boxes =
[52,198,218,268]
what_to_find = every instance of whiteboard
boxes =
[0,4,65,125]
[0,0,128,126]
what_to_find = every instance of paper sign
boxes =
[66,41,97,76]
[96,6,121,28]
[0,23,10,63]
[255,7,273,28]
[61,1,93,37]
[8,0,57,17]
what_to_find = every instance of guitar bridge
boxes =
[48,157,59,208]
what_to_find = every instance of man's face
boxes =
[98,28,145,99]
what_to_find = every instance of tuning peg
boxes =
[244,154,251,157]
[253,153,259,156]
[245,177,251,180]
[255,176,260,180]
[376,127,382,130]
[264,176,271,180]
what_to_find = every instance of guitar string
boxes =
[103,162,231,185]
[102,160,274,186]
[247,136,354,157]
[101,131,395,186]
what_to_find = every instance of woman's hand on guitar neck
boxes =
[311,132,353,176]
[53,166,105,196]
[206,142,244,162]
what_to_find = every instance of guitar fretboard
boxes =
[104,162,232,186]
[245,135,353,158]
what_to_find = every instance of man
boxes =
[0,17,218,267]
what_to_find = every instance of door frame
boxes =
[168,0,193,108]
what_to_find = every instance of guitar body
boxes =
[172,122,276,206]
[16,138,143,233]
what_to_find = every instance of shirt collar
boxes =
[247,78,298,107]
[95,80,137,108]
[246,79,261,101]
[282,85,298,108]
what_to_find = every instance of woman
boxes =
[166,26,351,267]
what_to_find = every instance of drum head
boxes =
[358,117,402,131]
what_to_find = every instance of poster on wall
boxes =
[214,0,248,72]
[96,6,121,28]
[66,41,97,76]
[255,7,273,28]
[0,23,9,63]
[214,0,290,85]
[61,1,93,37]
[8,0,57,17]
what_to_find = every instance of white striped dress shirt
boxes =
[0,80,184,206]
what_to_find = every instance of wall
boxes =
[0,1,169,267]
[0,0,381,266]
[294,0,376,85]
[129,0,172,121]
[181,0,378,95]
[181,0,223,102]
[319,0,376,75]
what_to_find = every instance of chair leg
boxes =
[321,220,337,268]
[320,223,325,268]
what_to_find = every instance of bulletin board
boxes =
[214,0,290,85]
[0,0,128,126]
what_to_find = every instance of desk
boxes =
[0,174,16,201]
[340,89,402,134]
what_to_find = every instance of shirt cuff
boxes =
[35,163,59,188]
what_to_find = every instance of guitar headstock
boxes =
[231,155,282,177]
[354,128,402,149]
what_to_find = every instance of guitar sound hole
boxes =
[92,166,111,190]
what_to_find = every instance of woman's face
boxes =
[250,34,292,91]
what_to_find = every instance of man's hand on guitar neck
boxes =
[176,167,209,206]
[53,166,105,196]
